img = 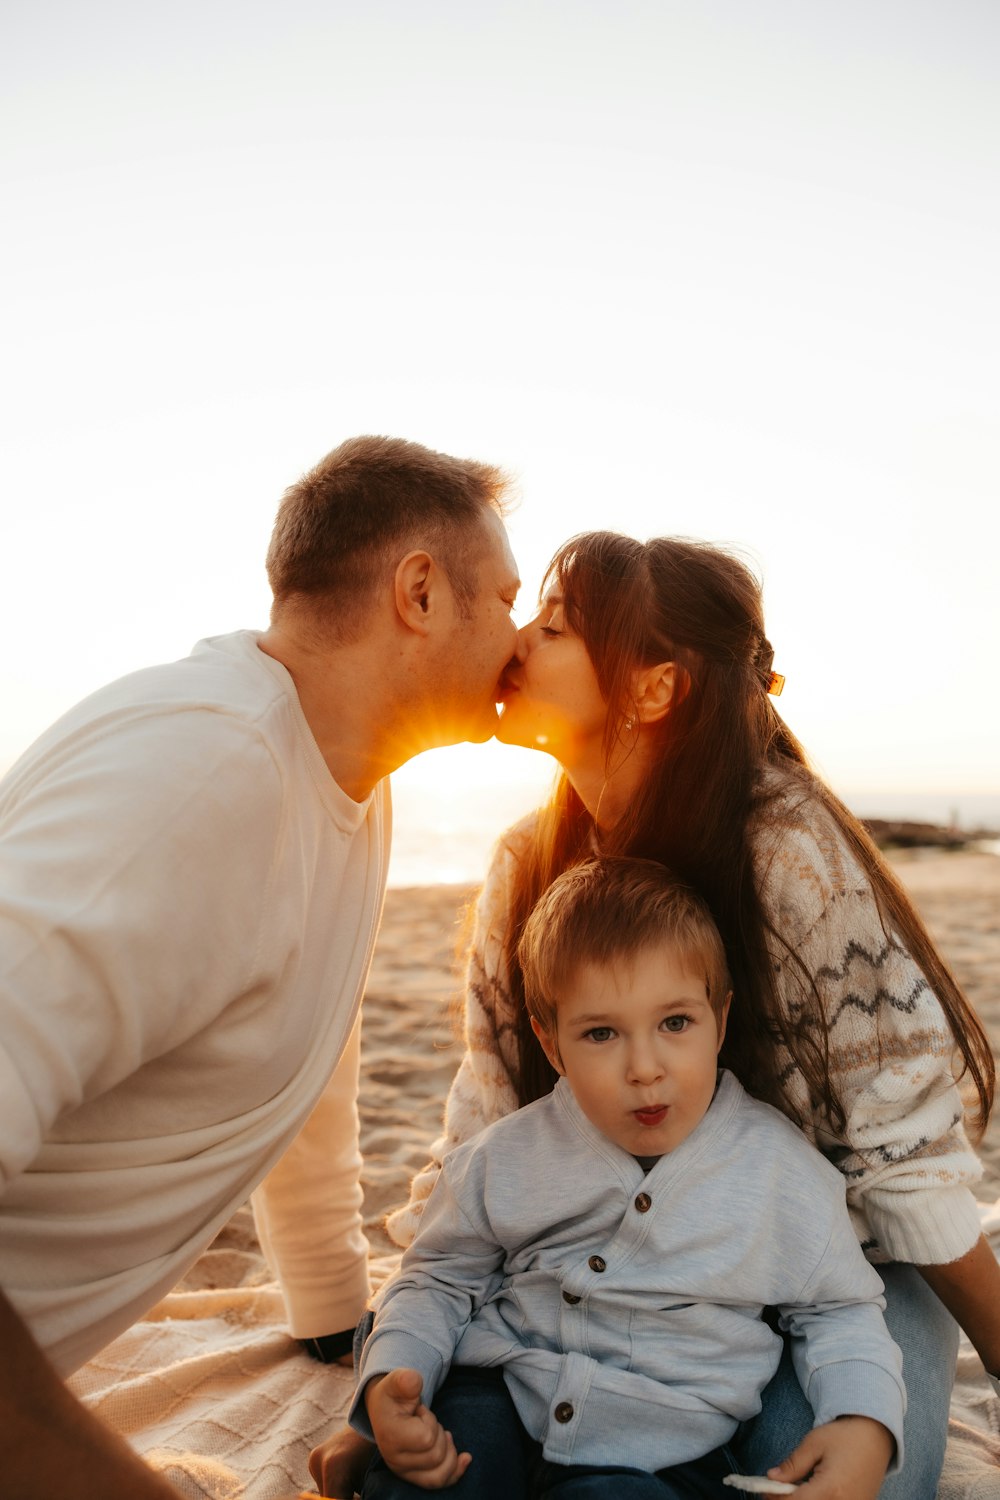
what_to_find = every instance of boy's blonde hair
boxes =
[518,856,732,1034]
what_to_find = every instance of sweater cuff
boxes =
[863,1184,983,1265]
[807,1359,907,1474]
[348,1335,446,1440]
[252,1014,373,1338]
[279,1248,371,1339]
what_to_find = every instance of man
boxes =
[0,435,521,1499]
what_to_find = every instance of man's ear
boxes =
[715,992,732,1055]
[393,550,441,635]
[632,661,677,725]
[529,1014,564,1075]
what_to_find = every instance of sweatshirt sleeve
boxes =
[758,801,983,1265]
[384,827,526,1248]
[776,1163,907,1470]
[350,1148,504,1439]
[0,709,285,1196]
[251,1012,370,1338]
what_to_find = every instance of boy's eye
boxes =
[584,1026,615,1043]
[662,1015,691,1033]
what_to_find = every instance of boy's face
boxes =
[531,941,730,1159]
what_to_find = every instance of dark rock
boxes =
[862,818,998,851]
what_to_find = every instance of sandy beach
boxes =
[360,848,1000,1255]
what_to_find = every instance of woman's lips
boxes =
[634,1106,668,1127]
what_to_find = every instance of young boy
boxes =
[349,857,905,1499]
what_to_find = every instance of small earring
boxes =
[625,716,636,732]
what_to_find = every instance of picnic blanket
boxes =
[69,1201,1000,1498]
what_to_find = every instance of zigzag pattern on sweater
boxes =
[826,973,931,1026]
[838,1136,932,1179]
[813,937,931,1024]
[833,1113,963,1179]
[814,933,905,985]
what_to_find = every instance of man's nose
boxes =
[511,624,530,663]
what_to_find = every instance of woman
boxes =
[314,532,998,1499]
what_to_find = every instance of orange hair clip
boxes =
[767,671,785,697]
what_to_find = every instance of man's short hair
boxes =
[518,856,732,1034]
[266,435,510,638]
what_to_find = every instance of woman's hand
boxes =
[767,1415,894,1498]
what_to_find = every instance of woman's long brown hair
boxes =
[500,531,994,1137]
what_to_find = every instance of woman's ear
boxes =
[529,1014,564,1075]
[632,661,676,724]
[393,550,437,634]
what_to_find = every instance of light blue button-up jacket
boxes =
[352,1070,905,1472]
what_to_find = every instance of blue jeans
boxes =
[530,1443,739,1498]
[735,1262,959,1499]
[360,1364,738,1500]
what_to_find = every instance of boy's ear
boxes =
[529,1014,564,1075]
[394,550,442,635]
[715,992,733,1054]
[632,661,677,725]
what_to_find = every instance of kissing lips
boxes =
[634,1105,668,1128]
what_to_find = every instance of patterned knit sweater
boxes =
[387,775,984,1266]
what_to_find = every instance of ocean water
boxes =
[387,779,1000,888]
[388,774,552,888]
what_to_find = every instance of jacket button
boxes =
[562,1290,581,1305]
[588,1255,606,1273]
[634,1192,652,1213]
[554,1401,575,1423]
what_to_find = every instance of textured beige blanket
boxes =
[68,1203,1000,1499]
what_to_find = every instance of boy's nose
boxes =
[627,1049,664,1085]
[512,625,530,664]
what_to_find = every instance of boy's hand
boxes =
[768,1414,894,1498]
[364,1369,471,1489]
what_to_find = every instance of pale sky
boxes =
[3,0,998,809]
